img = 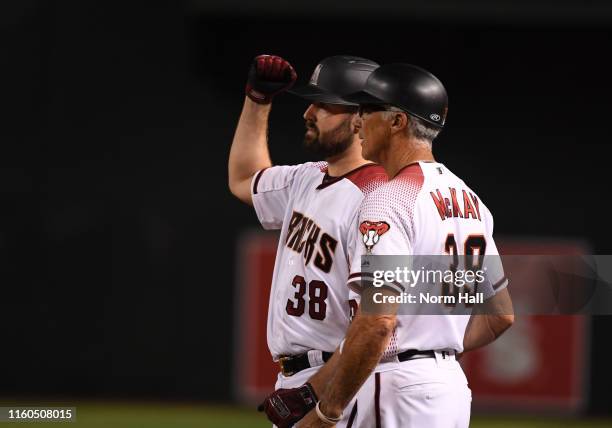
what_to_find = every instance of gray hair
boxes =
[382,107,441,145]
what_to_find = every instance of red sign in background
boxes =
[233,231,280,404]
[234,232,590,413]
[461,239,590,413]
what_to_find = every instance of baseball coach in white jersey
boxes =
[296,64,514,428]
[228,55,387,427]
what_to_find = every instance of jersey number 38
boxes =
[286,275,328,321]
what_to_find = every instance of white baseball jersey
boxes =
[347,161,508,354]
[252,162,387,360]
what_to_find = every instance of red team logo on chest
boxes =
[359,221,390,253]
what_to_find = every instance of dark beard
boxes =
[303,118,354,159]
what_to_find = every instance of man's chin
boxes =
[304,139,324,156]
[360,141,369,157]
[304,130,318,144]
[361,146,377,163]
[304,139,318,152]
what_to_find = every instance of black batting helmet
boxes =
[288,55,379,106]
[343,63,448,128]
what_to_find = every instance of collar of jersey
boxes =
[392,160,436,179]
[316,163,377,190]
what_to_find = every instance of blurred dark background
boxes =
[2,0,612,416]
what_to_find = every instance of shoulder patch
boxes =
[359,221,390,253]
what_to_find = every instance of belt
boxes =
[279,351,333,377]
[397,349,436,361]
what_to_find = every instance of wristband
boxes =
[315,401,342,425]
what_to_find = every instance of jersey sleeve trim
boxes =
[347,271,406,294]
[252,167,269,195]
[493,276,509,292]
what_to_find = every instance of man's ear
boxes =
[391,112,408,133]
[351,113,362,135]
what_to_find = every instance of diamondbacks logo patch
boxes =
[359,221,390,253]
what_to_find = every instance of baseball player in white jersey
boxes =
[228,54,387,427]
[296,64,514,428]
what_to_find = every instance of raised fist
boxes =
[246,55,297,104]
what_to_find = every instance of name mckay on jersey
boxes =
[430,187,482,221]
[285,210,338,273]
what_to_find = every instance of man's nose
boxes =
[353,115,363,133]
[303,104,317,120]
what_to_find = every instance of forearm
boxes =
[463,288,514,353]
[463,314,496,352]
[228,97,273,202]
[307,350,341,396]
[463,313,514,353]
[319,314,395,417]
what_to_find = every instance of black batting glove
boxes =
[257,382,318,428]
[245,54,297,104]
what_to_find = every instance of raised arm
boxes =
[228,98,273,204]
[227,55,297,205]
